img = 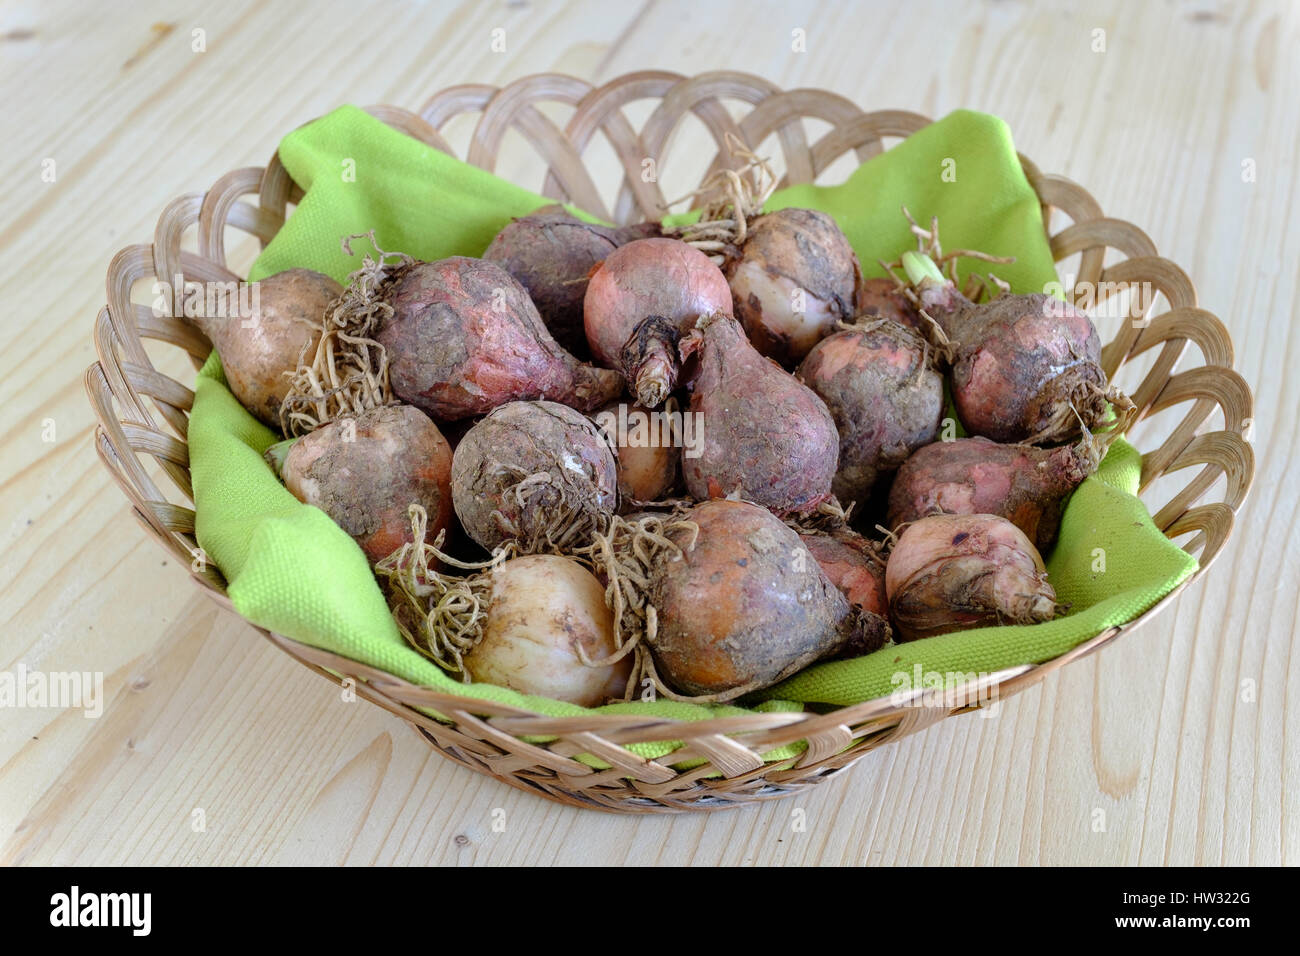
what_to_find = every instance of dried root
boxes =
[573,509,701,702]
[373,504,514,676]
[1028,379,1137,449]
[783,495,855,536]
[489,463,610,556]
[279,232,407,436]
[877,207,1017,362]
[665,133,778,263]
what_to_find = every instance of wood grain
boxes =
[0,0,1295,864]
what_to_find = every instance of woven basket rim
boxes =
[84,71,1256,809]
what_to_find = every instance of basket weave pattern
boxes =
[85,72,1255,813]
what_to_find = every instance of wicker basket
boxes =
[85,72,1255,813]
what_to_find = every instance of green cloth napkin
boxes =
[192,104,1196,746]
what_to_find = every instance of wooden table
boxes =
[1,0,1294,866]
